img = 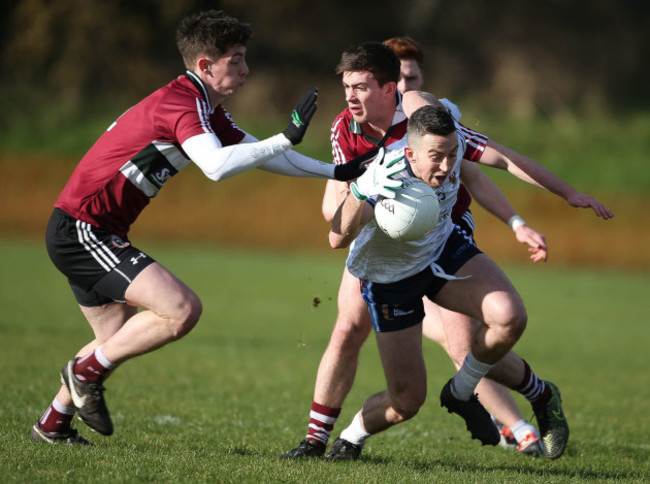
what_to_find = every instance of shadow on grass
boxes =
[266,444,647,482]
[351,446,646,481]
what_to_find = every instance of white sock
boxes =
[52,396,75,415]
[95,345,116,369]
[339,411,370,447]
[510,419,539,443]
[451,351,494,401]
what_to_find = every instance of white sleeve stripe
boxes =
[330,118,346,165]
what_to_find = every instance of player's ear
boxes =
[197,57,212,74]
[385,81,397,96]
[404,146,415,162]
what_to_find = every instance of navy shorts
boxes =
[46,208,155,307]
[360,224,481,333]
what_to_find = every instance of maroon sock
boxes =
[513,360,552,407]
[306,401,341,449]
[74,351,111,382]
[38,399,75,434]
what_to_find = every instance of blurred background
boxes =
[1,0,648,269]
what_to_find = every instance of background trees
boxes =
[2,0,647,122]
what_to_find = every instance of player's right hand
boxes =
[333,147,380,181]
[349,148,402,200]
[283,87,318,145]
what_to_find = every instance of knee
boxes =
[389,393,426,423]
[329,312,372,353]
[505,303,527,342]
[170,292,202,339]
[491,299,527,344]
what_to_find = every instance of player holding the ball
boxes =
[325,101,611,460]
[282,41,612,461]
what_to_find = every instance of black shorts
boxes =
[456,210,476,239]
[360,225,482,333]
[46,208,155,307]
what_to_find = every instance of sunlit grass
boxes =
[0,238,648,482]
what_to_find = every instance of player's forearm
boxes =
[470,183,517,225]
[461,162,516,224]
[185,132,294,181]
[322,180,350,222]
[329,194,366,249]
[483,140,578,201]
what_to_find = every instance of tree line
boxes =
[1,0,647,121]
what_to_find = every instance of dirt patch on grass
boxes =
[1,155,646,270]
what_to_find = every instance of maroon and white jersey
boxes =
[55,71,246,237]
[331,103,408,165]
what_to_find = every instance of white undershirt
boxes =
[182,132,335,181]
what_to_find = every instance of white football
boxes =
[375,178,440,241]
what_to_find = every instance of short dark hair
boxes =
[176,10,252,69]
[407,105,456,144]
[383,37,424,68]
[335,41,400,86]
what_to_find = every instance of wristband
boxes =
[507,215,526,232]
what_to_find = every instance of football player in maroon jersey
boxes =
[31,10,366,445]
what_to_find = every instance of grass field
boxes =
[1,238,648,483]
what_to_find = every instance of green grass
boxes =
[1,238,648,483]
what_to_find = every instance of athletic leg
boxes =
[327,323,426,460]
[423,301,525,422]
[281,266,372,458]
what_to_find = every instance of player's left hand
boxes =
[283,87,318,145]
[567,192,614,219]
[514,224,548,262]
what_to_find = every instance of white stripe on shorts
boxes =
[75,220,120,272]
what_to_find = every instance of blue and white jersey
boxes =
[346,129,467,284]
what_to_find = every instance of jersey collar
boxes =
[348,91,407,138]
[185,70,213,112]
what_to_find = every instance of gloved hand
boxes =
[283,87,318,145]
[333,147,381,181]
[349,148,403,200]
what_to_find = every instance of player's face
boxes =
[342,71,396,126]
[397,59,424,93]
[405,132,459,188]
[202,44,249,102]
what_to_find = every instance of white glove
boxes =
[349,147,403,200]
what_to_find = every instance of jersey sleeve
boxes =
[162,95,245,147]
[210,105,246,147]
[457,123,488,162]
[330,114,357,165]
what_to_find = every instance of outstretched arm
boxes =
[404,90,613,220]
[480,140,614,219]
[461,160,547,262]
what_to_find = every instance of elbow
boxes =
[329,231,349,250]
[207,170,227,182]
[322,208,335,223]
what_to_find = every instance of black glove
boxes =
[333,147,382,181]
[283,87,318,145]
